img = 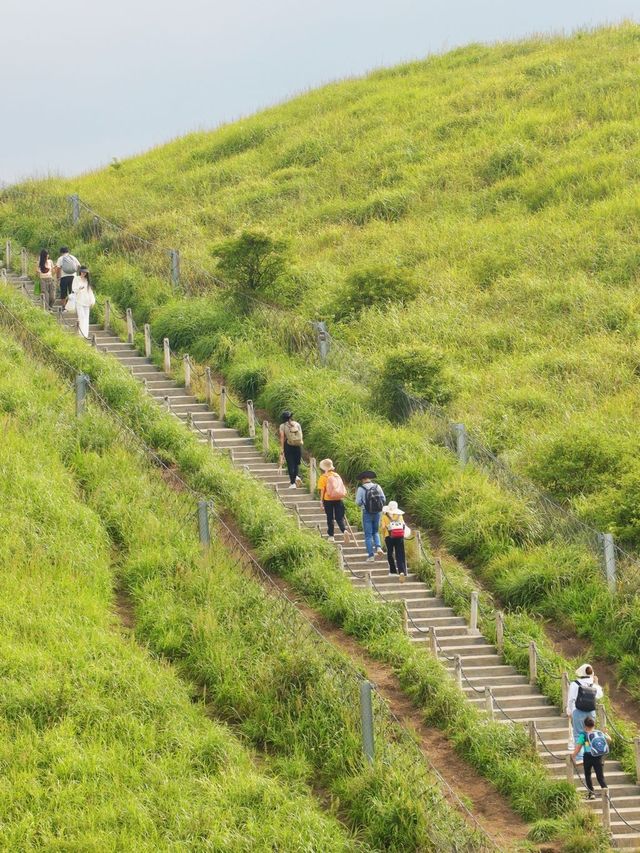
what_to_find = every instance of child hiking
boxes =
[279,410,303,489]
[355,470,385,562]
[572,716,610,799]
[317,459,347,542]
[380,500,409,581]
[566,663,603,763]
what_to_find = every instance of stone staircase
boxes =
[8,272,640,849]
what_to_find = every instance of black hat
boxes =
[356,470,377,480]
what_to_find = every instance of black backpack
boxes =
[574,681,597,712]
[363,483,385,514]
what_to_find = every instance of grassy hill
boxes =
[5,24,640,691]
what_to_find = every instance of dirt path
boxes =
[217,513,531,851]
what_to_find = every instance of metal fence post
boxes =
[434,557,443,597]
[309,457,317,496]
[183,354,191,394]
[496,610,504,654]
[163,338,171,375]
[205,367,213,408]
[219,385,227,421]
[70,193,80,224]
[20,247,28,278]
[75,373,89,416]
[600,533,617,591]
[197,500,211,549]
[262,420,270,455]
[126,308,134,344]
[247,400,256,438]
[313,320,330,365]
[104,300,111,331]
[359,680,375,764]
[470,590,479,634]
[529,641,538,686]
[453,422,469,466]
[170,249,180,287]
[143,323,151,357]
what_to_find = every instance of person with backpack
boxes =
[566,663,604,763]
[54,246,80,305]
[36,249,56,309]
[317,459,347,542]
[572,716,610,799]
[380,501,409,581]
[72,266,96,338]
[355,470,386,562]
[278,410,303,489]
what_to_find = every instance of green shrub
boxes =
[211,230,290,312]
[371,346,454,422]
[335,265,419,321]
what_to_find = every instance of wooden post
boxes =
[365,571,372,590]
[197,500,210,550]
[454,422,469,466]
[295,505,302,529]
[126,308,134,344]
[183,354,191,394]
[602,533,617,592]
[247,400,256,438]
[429,626,438,656]
[205,367,213,408]
[528,720,537,749]
[144,323,151,358]
[496,610,504,654]
[20,247,28,278]
[309,457,317,496]
[470,591,479,634]
[597,702,607,731]
[434,557,443,597]
[454,654,463,688]
[208,429,215,449]
[4,239,11,271]
[601,788,610,832]
[529,641,538,686]
[634,737,640,784]
[359,681,375,764]
[262,420,270,455]
[163,338,171,375]
[219,385,227,421]
[104,300,111,331]
[338,546,344,571]
[91,333,97,348]
[164,395,170,412]
[170,249,180,287]
[561,671,570,713]
[484,686,494,719]
[186,412,193,429]
[565,754,574,784]
[402,601,409,635]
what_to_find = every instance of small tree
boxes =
[335,265,419,321]
[212,230,289,313]
[371,346,453,423]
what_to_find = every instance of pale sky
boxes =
[1,0,638,185]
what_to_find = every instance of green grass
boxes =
[0,340,359,851]
[0,314,492,852]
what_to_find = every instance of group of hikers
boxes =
[279,411,613,797]
[280,410,408,581]
[36,246,95,338]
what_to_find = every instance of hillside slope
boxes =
[14,23,640,539]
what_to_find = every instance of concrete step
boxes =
[113,355,152,366]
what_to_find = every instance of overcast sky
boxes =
[1,0,637,185]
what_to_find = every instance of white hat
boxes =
[383,500,404,515]
[319,458,334,472]
[575,663,593,678]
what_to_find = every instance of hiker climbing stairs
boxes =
[7,270,640,850]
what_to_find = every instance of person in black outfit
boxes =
[278,410,303,489]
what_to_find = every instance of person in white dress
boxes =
[72,266,95,338]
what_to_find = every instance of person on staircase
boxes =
[571,716,610,799]
[355,471,385,562]
[54,246,80,306]
[317,459,347,542]
[72,267,95,339]
[279,411,303,489]
[566,663,603,764]
[380,501,408,582]
[37,249,56,310]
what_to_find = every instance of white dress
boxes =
[72,275,94,338]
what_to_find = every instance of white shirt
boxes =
[72,275,94,307]
[56,253,80,276]
[38,259,54,279]
[566,676,603,715]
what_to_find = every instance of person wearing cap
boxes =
[380,501,407,581]
[278,410,304,489]
[355,471,386,562]
[566,663,603,763]
[317,459,347,542]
